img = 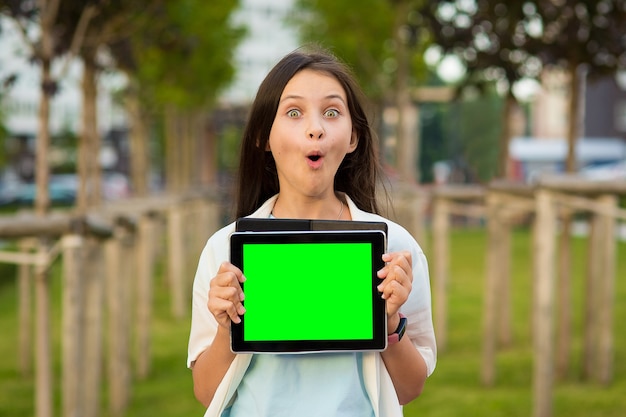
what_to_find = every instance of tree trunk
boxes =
[36,59,52,216]
[86,53,101,208]
[565,64,582,172]
[126,85,150,196]
[498,92,517,179]
[393,0,418,183]
[555,63,584,378]
[164,107,179,193]
[182,112,193,191]
[34,0,63,217]
[77,53,100,211]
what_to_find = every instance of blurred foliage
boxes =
[50,127,78,174]
[452,87,503,182]
[420,0,626,91]
[420,84,503,183]
[290,0,432,101]
[219,125,243,172]
[113,0,245,112]
[420,0,626,179]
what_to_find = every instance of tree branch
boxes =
[57,4,100,79]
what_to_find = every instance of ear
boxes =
[347,131,358,153]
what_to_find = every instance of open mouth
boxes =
[308,155,321,162]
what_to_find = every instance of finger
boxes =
[214,262,246,284]
[210,284,245,305]
[208,272,246,325]
[380,279,409,305]
[377,264,406,292]
[209,290,246,324]
[378,252,411,278]
[382,252,412,277]
[210,297,244,325]
[211,269,246,303]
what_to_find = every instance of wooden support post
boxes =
[583,207,601,380]
[83,237,105,417]
[168,205,186,318]
[408,191,427,251]
[34,239,53,417]
[106,224,133,415]
[497,212,512,348]
[432,195,450,351]
[62,234,85,417]
[192,199,208,260]
[136,214,154,379]
[18,238,36,377]
[532,188,557,417]
[482,191,501,386]
[596,194,617,385]
[207,197,221,237]
[556,207,573,380]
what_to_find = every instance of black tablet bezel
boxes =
[230,230,387,353]
[235,217,388,236]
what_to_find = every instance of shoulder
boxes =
[345,195,423,255]
[206,222,236,247]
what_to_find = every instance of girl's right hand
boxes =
[208,262,246,329]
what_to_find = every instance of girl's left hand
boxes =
[377,251,412,318]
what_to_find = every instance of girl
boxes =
[187,47,436,417]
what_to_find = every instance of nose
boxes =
[307,116,324,139]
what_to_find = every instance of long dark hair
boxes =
[235,46,382,218]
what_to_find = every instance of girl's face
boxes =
[268,69,358,200]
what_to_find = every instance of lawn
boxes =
[0,228,624,416]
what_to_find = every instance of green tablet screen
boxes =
[230,231,386,353]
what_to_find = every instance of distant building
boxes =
[585,75,626,139]
[509,67,626,182]
[509,137,626,182]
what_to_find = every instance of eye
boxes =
[324,109,339,118]
[287,109,301,118]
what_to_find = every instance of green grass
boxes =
[408,229,626,417]
[0,229,625,416]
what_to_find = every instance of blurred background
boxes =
[0,0,624,212]
[0,1,625,417]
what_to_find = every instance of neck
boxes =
[272,193,346,220]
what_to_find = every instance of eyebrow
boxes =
[279,93,347,105]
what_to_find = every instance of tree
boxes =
[55,0,114,211]
[1,0,61,215]
[530,0,626,172]
[523,0,626,387]
[291,0,432,182]
[421,0,545,179]
[0,6,96,416]
[422,3,626,403]
[421,0,626,178]
[111,0,244,194]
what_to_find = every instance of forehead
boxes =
[281,69,347,100]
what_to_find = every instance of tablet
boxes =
[236,217,388,236]
[230,230,387,353]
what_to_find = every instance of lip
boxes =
[306,151,324,169]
